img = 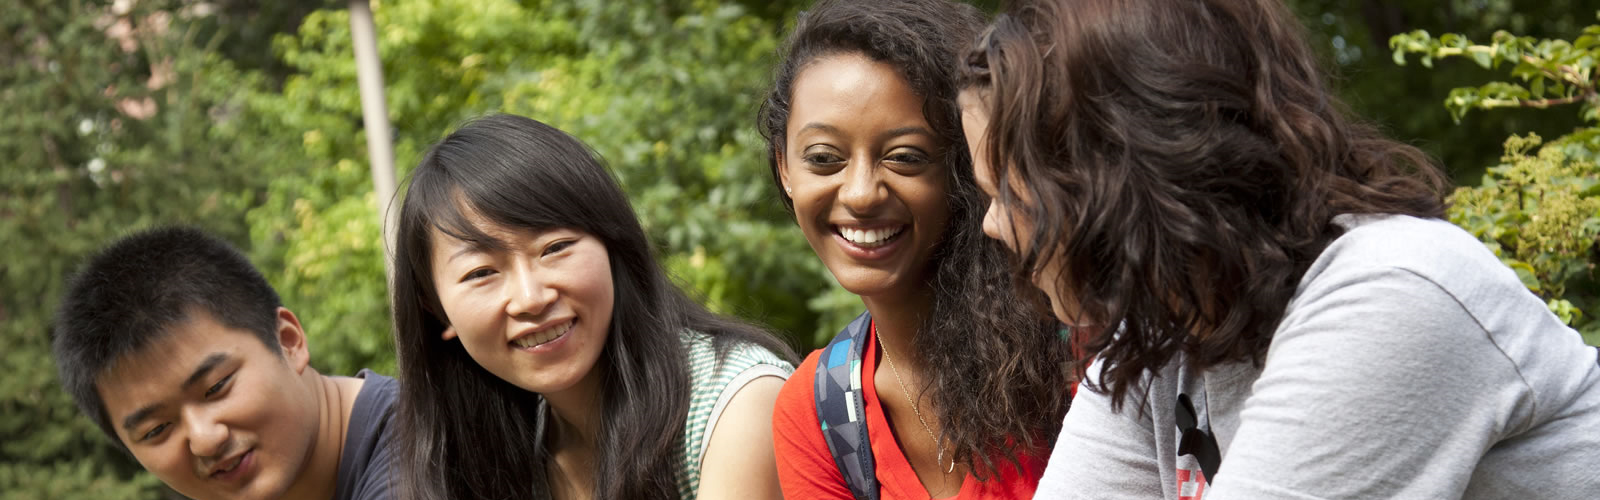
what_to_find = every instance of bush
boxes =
[1392,15,1600,345]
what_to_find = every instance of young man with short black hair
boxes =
[52,226,396,500]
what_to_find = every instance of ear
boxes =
[441,325,458,341]
[775,149,792,197]
[274,307,312,374]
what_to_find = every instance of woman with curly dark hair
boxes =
[961,0,1600,498]
[760,0,1073,498]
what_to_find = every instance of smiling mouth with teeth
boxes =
[511,320,575,349]
[211,450,247,478]
[836,226,906,248]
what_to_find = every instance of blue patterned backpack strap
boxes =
[814,311,879,500]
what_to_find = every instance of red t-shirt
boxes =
[772,328,1048,499]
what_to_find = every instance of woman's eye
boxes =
[141,423,169,442]
[886,151,931,165]
[462,268,496,282]
[802,152,845,166]
[205,375,232,397]
[542,240,575,257]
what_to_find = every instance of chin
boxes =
[829,268,905,298]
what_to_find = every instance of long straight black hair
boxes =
[391,114,795,500]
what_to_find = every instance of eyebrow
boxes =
[796,123,937,144]
[119,352,229,433]
[877,126,937,143]
[798,122,841,136]
[446,244,484,264]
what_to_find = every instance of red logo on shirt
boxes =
[1176,468,1207,500]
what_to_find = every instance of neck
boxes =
[543,365,606,453]
[279,369,350,500]
[861,287,934,370]
[543,367,605,500]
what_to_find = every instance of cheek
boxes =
[784,171,824,212]
[907,174,952,228]
[441,296,496,344]
[134,448,187,479]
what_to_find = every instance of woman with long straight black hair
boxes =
[389,114,796,500]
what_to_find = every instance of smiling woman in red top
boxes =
[757,1,1074,498]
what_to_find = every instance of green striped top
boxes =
[675,331,794,498]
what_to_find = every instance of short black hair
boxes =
[52,226,283,442]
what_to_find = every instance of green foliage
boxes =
[247,0,847,361]
[41,1,1600,497]
[1391,24,1600,123]
[1,0,280,497]
[1393,16,1600,345]
[1288,0,1590,183]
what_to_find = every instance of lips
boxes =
[835,225,906,248]
[209,448,253,481]
[509,319,575,350]
[830,223,909,259]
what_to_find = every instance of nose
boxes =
[184,406,229,459]
[837,157,887,215]
[982,200,1010,248]
[504,264,556,318]
[979,201,1004,243]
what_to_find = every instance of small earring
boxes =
[784,186,792,194]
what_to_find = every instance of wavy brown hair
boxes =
[962,0,1450,409]
[758,0,1071,476]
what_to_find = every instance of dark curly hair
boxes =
[758,0,1072,476]
[963,0,1451,409]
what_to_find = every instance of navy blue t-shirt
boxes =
[334,369,398,500]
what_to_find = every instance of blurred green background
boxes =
[3,0,1597,498]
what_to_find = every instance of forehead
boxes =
[96,311,268,422]
[788,52,929,132]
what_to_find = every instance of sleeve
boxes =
[696,346,794,466]
[771,350,855,500]
[355,430,398,500]
[352,375,400,500]
[1208,266,1530,499]
[1033,357,1165,500]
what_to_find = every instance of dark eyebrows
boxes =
[183,353,230,389]
[445,244,483,264]
[120,405,160,435]
[442,235,510,265]
[119,352,230,434]
[879,126,936,143]
[798,122,841,136]
[796,123,938,145]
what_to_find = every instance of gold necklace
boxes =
[876,330,956,474]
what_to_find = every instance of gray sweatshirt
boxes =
[1035,215,1600,499]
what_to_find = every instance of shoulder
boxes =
[1296,215,1548,334]
[336,370,401,500]
[356,370,400,401]
[680,330,795,386]
[349,369,398,425]
[1316,214,1508,288]
[775,349,824,421]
